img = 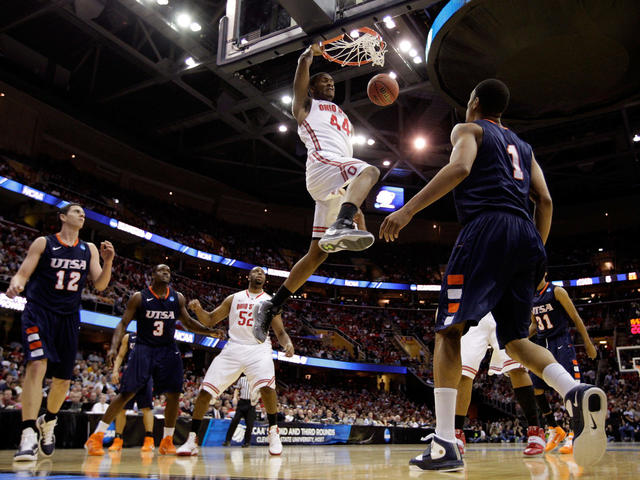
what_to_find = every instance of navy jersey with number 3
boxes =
[453,120,534,225]
[532,283,569,339]
[135,287,180,346]
[25,234,92,314]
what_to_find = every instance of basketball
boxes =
[367,74,399,106]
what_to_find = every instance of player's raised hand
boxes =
[310,43,323,56]
[100,241,115,262]
[6,278,25,298]
[283,342,295,357]
[188,299,202,312]
[379,208,413,242]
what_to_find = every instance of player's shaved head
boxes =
[473,79,510,117]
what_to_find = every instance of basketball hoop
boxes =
[320,27,387,67]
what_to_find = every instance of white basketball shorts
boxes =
[201,341,275,398]
[306,151,369,238]
[460,313,523,379]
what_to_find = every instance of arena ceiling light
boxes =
[408,48,418,57]
[184,56,197,67]
[413,137,427,150]
[383,160,391,166]
[156,0,169,5]
[633,134,640,142]
[278,125,288,132]
[388,71,397,80]
[383,16,396,29]
[281,94,292,104]
[367,138,375,146]
[352,135,366,145]
[399,40,412,53]
[412,56,423,64]
[176,13,192,29]
[190,22,202,32]
[350,29,360,38]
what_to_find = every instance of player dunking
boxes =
[530,274,598,454]
[108,332,155,453]
[252,43,380,343]
[380,79,607,470]
[85,264,213,456]
[7,203,115,461]
[455,313,546,457]
[177,267,294,456]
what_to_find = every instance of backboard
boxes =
[616,345,640,373]
[217,0,440,71]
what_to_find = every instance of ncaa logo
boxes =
[383,428,391,443]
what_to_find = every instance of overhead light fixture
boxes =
[281,94,292,104]
[412,56,423,64]
[633,134,640,142]
[399,40,412,53]
[190,22,201,32]
[114,198,120,204]
[176,13,192,28]
[367,138,375,146]
[185,56,197,67]
[350,29,360,38]
[169,191,173,196]
[383,160,391,167]
[278,125,288,132]
[383,16,396,29]
[598,247,604,252]
[409,48,418,57]
[352,135,366,145]
[156,0,169,5]
[388,71,397,80]
[71,154,76,159]
[413,137,427,150]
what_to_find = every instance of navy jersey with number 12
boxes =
[25,234,92,314]
[135,287,180,346]
[453,119,534,225]
[532,283,569,339]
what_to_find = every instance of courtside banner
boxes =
[202,420,351,446]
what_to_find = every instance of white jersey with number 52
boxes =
[228,290,271,345]
[298,99,353,158]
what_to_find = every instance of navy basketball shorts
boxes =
[530,334,580,390]
[21,302,80,380]
[436,211,547,348]
[123,380,153,410]
[120,343,184,395]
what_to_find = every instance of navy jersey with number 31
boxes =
[25,234,92,314]
[532,283,569,339]
[453,120,534,225]
[135,287,180,346]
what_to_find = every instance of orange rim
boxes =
[320,27,385,66]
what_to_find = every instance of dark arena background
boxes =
[1,1,640,479]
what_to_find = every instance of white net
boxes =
[323,31,387,67]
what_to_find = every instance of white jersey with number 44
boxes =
[298,99,354,158]
[228,290,271,345]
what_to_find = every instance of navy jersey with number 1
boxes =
[135,286,180,346]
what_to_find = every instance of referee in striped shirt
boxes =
[223,374,256,447]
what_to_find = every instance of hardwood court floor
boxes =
[1,443,639,479]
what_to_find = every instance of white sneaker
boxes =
[36,415,57,457]
[176,432,199,457]
[268,426,282,456]
[14,428,39,462]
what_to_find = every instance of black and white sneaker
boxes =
[14,428,39,462]
[564,384,607,466]
[409,434,464,472]
[252,300,281,343]
[36,415,57,457]
[318,218,374,253]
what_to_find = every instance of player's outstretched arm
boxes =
[379,123,480,242]
[292,44,322,124]
[108,292,141,366]
[529,154,553,245]
[178,293,217,335]
[111,333,129,385]
[88,240,115,291]
[188,295,233,328]
[271,314,294,357]
[554,287,597,359]
[6,236,46,298]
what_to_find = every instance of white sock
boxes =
[434,387,457,442]
[164,427,175,438]
[542,363,578,399]
[187,431,196,442]
[95,421,110,434]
